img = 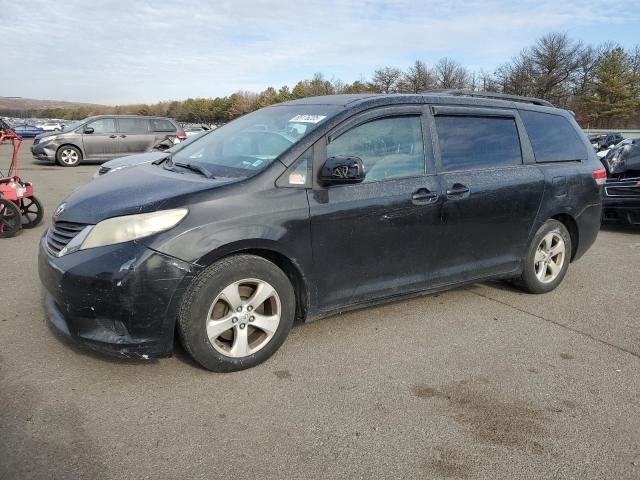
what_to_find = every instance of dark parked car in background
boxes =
[31,115,186,167]
[600,139,640,225]
[11,123,46,138]
[593,132,624,151]
[94,129,212,177]
[39,91,604,372]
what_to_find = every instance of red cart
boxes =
[0,119,43,237]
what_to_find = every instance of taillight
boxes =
[177,132,187,140]
[592,168,607,186]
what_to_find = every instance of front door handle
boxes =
[109,134,117,138]
[446,183,470,198]
[120,134,127,138]
[411,188,439,204]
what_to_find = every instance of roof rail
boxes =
[422,89,554,108]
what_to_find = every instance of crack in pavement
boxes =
[467,288,640,361]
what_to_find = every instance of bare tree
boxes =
[369,67,403,93]
[434,57,471,89]
[400,60,436,93]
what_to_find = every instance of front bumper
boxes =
[39,236,200,358]
[601,177,640,225]
[602,197,640,225]
[31,140,57,161]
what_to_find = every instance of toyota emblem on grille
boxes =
[54,203,66,218]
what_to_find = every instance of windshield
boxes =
[170,105,339,178]
[63,120,85,132]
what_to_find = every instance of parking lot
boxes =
[1,140,639,479]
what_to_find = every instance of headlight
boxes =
[41,135,58,143]
[80,208,188,250]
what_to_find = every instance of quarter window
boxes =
[118,118,149,134]
[519,110,586,162]
[435,116,522,171]
[87,118,116,134]
[327,116,424,183]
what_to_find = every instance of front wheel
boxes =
[515,219,572,294]
[56,145,82,167]
[178,254,295,372]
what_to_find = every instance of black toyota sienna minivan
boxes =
[39,92,605,371]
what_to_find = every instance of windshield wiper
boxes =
[153,154,172,165]
[174,162,215,178]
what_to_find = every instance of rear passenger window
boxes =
[435,116,522,171]
[150,119,176,132]
[327,116,424,183]
[118,118,149,134]
[519,110,586,162]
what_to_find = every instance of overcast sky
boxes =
[1,0,639,105]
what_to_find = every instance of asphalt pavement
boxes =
[1,141,639,479]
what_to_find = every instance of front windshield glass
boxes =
[64,120,85,132]
[170,105,339,178]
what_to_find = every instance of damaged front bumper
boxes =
[602,176,640,225]
[38,236,200,358]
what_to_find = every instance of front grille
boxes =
[604,182,640,198]
[46,221,87,255]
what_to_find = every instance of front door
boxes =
[430,108,545,284]
[81,118,119,160]
[308,111,443,312]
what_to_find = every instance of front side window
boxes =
[435,115,522,171]
[519,110,586,162]
[118,118,149,134]
[171,105,338,178]
[326,116,425,183]
[87,118,116,134]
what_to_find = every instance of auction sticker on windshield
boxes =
[289,115,326,123]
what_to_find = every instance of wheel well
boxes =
[217,248,309,321]
[551,213,578,261]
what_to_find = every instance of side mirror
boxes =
[319,156,365,185]
[84,127,94,134]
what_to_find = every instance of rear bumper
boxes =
[39,236,200,358]
[573,202,602,261]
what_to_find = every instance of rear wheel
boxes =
[0,199,22,238]
[178,254,295,372]
[56,146,82,167]
[515,219,571,294]
[19,196,44,228]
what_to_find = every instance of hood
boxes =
[34,131,56,140]
[601,144,640,176]
[100,152,167,171]
[55,163,235,224]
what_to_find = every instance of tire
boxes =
[178,254,295,372]
[515,219,572,294]
[0,199,22,238]
[56,145,82,167]
[19,196,44,228]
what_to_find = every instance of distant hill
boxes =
[0,97,105,111]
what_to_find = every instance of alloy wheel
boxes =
[534,232,565,284]
[206,278,281,358]
[60,148,79,165]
